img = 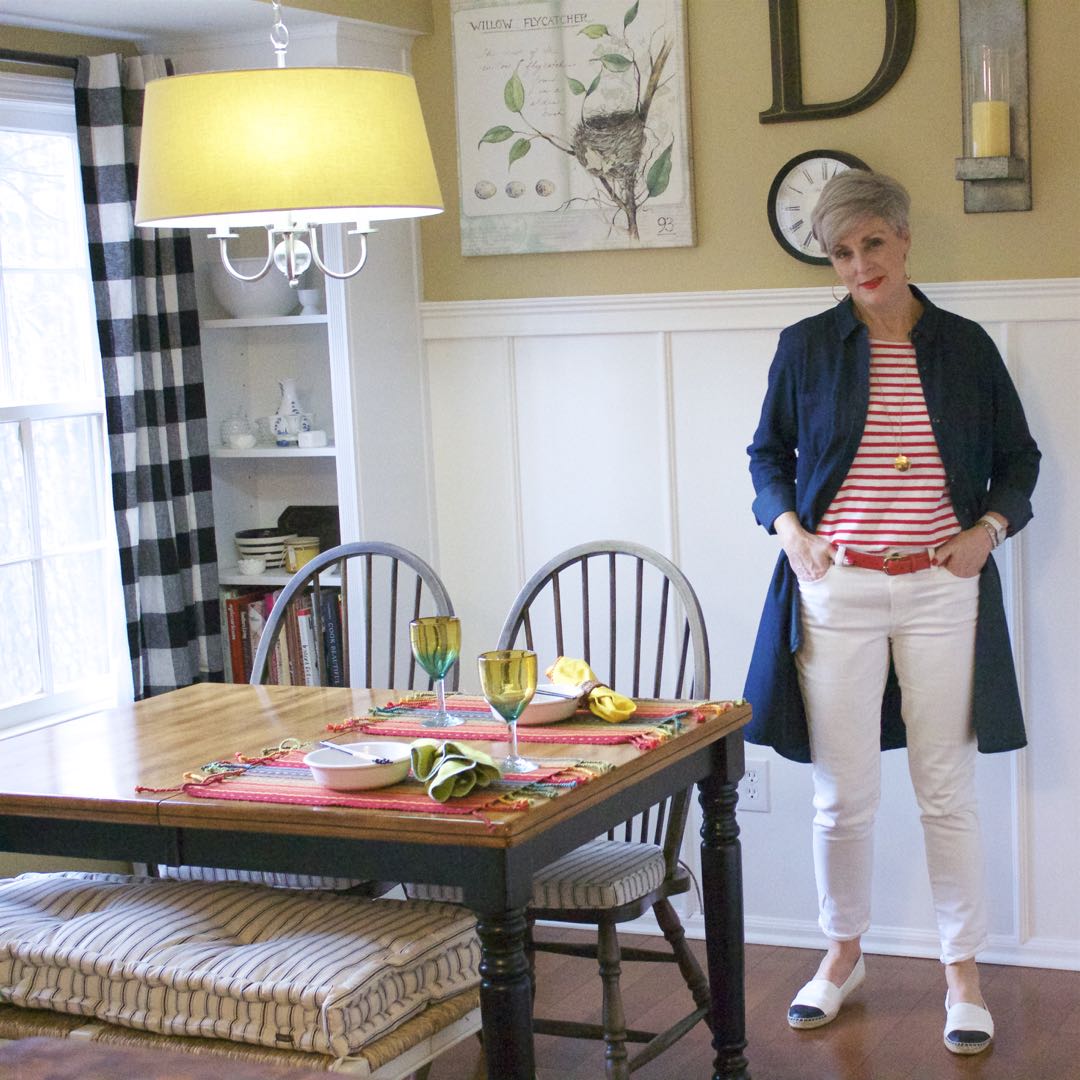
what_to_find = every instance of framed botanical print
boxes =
[452,0,694,255]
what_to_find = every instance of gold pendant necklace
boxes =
[892,395,912,472]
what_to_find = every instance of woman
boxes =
[744,170,1039,1055]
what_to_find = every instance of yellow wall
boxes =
[413,0,1080,301]
[265,0,433,34]
[0,24,137,73]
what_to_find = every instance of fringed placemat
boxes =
[330,696,733,750]
[139,743,612,822]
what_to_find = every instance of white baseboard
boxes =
[570,913,1080,973]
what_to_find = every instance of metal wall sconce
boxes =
[955,0,1031,212]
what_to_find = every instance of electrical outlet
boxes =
[737,757,770,812]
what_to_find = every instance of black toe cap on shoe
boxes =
[946,1029,991,1048]
[788,1005,826,1021]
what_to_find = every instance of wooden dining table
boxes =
[0,683,752,1080]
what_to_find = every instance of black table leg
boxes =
[699,732,751,1080]
[475,906,535,1080]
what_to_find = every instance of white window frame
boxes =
[0,72,132,734]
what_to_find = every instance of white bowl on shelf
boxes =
[303,741,413,791]
[209,259,299,319]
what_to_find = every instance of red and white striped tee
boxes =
[816,340,961,550]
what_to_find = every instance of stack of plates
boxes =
[235,528,296,570]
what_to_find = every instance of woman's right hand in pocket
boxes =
[775,512,835,582]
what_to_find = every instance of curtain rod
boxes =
[0,48,79,74]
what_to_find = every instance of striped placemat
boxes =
[158,749,611,818]
[331,696,723,749]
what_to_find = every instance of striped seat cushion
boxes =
[0,872,479,1059]
[410,839,668,910]
[156,865,371,893]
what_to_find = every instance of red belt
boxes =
[842,549,933,575]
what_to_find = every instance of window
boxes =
[0,72,130,731]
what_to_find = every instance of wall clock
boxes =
[767,150,870,264]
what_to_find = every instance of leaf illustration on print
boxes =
[477,1,677,241]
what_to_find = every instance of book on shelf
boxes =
[320,589,344,687]
[246,596,267,680]
[266,590,291,685]
[284,600,303,684]
[296,607,317,685]
[225,584,343,686]
[224,589,271,683]
[254,589,288,685]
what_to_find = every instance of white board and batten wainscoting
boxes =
[421,278,1080,972]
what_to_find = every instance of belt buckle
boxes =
[883,552,908,575]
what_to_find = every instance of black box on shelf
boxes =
[277,506,340,555]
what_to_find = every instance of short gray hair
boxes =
[811,170,911,255]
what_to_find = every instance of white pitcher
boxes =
[276,378,302,417]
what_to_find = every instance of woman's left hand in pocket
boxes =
[933,526,994,578]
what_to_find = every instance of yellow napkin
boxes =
[409,740,502,802]
[545,657,637,723]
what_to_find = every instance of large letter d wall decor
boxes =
[759,0,916,123]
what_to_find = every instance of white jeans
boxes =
[796,557,987,964]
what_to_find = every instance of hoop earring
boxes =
[832,282,848,302]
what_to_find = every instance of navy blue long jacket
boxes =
[743,287,1041,764]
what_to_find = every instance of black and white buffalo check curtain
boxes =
[75,54,223,697]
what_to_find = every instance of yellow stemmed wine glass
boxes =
[477,649,539,774]
[409,616,463,728]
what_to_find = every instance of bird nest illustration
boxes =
[477,2,677,242]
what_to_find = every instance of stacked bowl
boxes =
[235,528,296,570]
[209,259,298,319]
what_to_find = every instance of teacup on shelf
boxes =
[237,556,267,575]
[271,413,313,445]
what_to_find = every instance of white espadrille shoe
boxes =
[944,992,994,1055]
[787,954,866,1029]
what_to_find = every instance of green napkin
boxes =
[410,740,503,803]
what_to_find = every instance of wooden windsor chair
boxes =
[160,541,458,893]
[496,539,713,1080]
[250,540,458,691]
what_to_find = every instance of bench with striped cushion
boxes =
[0,872,480,1061]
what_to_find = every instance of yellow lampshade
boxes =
[134,67,443,230]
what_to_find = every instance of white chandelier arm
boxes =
[308,225,370,281]
[213,227,276,282]
[271,0,289,68]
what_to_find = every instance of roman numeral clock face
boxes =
[766,150,871,265]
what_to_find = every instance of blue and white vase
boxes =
[273,378,303,445]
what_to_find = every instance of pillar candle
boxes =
[971,100,1010,157]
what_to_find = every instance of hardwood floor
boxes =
[426,931,1080,1079]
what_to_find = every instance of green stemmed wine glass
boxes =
[409,616,463,728]
[477,649,539,774]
